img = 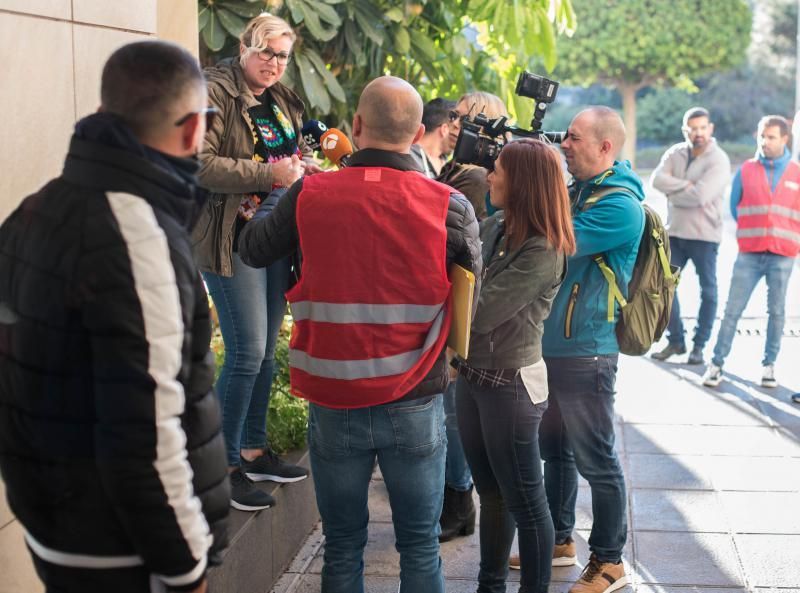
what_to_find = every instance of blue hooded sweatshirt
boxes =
[543,161,646,357]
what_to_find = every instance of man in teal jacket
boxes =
[539,107,645,593]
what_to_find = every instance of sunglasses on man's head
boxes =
[174,106,219,129]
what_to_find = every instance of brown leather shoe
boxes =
[553,536,578,566]
[509,536,577,570]
[569,554,628,593]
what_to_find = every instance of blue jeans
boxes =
[539,355,627,564]
[712,251,795,367]
[666,237,719,349]
[202,252,289,466]
[444,381,472,491]
[456,375,553,593]
[308,396,446,593]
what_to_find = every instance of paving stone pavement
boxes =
[272,184,800,593]
[272,331,800,593]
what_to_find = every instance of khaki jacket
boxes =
[192,58,311,276]
[465,213,566,369]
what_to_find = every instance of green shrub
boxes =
[635,146,672,170]
[265,319,309,454]
[636,88,695,146]
[210,307,309,454]
[719,141,757,166]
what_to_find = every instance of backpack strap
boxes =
[581,185,637,322]
[592,254,627,322]
[651,226,675,281]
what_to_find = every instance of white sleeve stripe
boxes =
[106,192,212,563]
[25,531,143,569]
[155,555,208,587]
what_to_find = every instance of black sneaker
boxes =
[687,345,704,365]
[651,343,686,361]
[229,469,275,511]
[791,393,800,404]
[243,449,309,483]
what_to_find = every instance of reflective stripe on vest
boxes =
[291,301,442,324]
[287,166,453,409]
[289,308,445,380]
[737,204,800,222]
[737,159,800,257]
[737,226,800,242]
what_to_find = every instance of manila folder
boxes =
[447,264,475,359]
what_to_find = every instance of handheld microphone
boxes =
[300,119,328,150]
[320,129,353,167]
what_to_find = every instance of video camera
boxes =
[453,72,566,169]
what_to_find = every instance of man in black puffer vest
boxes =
[0,41,229,593]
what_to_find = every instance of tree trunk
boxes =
[619,82,637,167]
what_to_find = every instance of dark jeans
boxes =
[202,253,289,466]
[456,375,554,593]
[309,396,446,593]
[666,237,719,349]
[444,381,472,491]
[539,355,627,564]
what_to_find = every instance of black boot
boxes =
[438,485,476,542]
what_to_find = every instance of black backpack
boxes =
[581,186,681,356]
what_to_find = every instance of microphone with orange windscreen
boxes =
[319,129,353,168]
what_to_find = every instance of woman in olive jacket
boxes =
[191,14,319,511]
[454,139,576,593]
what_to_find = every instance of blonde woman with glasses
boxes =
[192,13,321,512]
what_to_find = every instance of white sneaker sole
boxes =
[245,472,308,483]
[553,555,578,567]
[599,574,629,593]
[230,500,272,511]
[509,555,577,570]
[761,380,777,388]
[703,377,722,387]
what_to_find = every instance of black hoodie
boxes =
[0,113,229,592]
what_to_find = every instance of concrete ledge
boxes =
[208,449,318,593]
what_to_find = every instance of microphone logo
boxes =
[322,133,341,151]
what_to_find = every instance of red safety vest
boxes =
[737,158,800,257]
[286,167,453,409]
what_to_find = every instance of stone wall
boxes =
[0,0,198,222]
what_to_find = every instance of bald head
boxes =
[353,76,424,150]
[562,106,627,181]
[580,107,626,157]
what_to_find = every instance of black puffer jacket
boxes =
[238,148,482,402]
[0,114,229,591]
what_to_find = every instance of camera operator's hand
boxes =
[271,155,304,187]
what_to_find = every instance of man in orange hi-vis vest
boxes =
[238,76,482,593]
[703,115,800,389]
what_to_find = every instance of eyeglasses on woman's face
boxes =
[257,47,292,65]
